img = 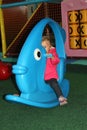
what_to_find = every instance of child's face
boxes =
[42,40,51,53]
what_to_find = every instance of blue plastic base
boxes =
[5,79,69,108]
[5,95,59,108]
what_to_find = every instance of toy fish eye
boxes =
[34,48,41,61]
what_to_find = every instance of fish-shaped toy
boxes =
[5,18,70,108]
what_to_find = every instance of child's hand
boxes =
[46,53,53,58]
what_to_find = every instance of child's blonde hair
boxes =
[42,36,55,47]
[42,36,51,42]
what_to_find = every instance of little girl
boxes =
[42,36,68,106]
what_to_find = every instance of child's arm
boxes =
[50,51,60,65]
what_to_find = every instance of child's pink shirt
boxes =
[44,47,60,80]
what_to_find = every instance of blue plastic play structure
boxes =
[0,0,61,8]
[5,18,70,108]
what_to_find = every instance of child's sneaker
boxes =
[59,96,68,106]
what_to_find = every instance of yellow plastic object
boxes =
[0,0,7,58]
[69,37,81,49]
[81,37,87,49]
[68,10,79,24]
[80,9,87,23]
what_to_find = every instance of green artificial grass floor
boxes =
[0,64,87,130]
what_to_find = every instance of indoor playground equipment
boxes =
[5,2,61,57]
[0,0,62,61]
[0,0,7,58]
[61,0,87,57]
[5,18,70,108]
[0,0,61,8]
